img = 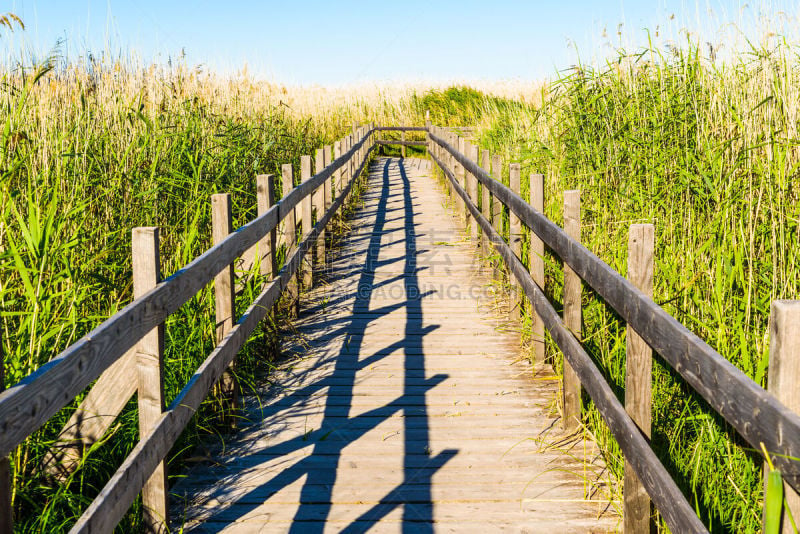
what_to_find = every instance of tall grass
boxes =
[457,36,800,532]
[0,52,418,530]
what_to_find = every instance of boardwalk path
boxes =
[172,157,618,532]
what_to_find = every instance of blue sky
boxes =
[4,1,797,84]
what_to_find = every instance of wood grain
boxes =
[529,173,545,364]
[624,223,653,534]
[562,191,581,433]
[212,194,238,414]
[767,300,800,533]
[256,174,278,279]
[509,163,522,322]
[133,227,169,532]
[171,157,617,533]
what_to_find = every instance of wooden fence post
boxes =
[0,340,11,534]
[467,143,479,242]
[766,300,800,533]
[211,194,238,420]
[282,164,299,317]
[509,164,523,322]
[401,130,406,158]
[333,141,342,197]
[562,190,581,431]
[256,174,278,278]
[301,155,313,289]
[491,155,504,280]
[624,223,654,534]
[455,137,467,225]
[481,149,491,256]
[315,149,326,266]
[132,227,169,532]
[323,145,333,253]
[529,173,545,365]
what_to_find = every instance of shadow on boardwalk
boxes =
[172,157,618,533]
[173,159,456,532]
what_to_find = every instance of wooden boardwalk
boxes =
[172,157,618,532]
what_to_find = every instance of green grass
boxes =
[0,55,376,531]
[466,40,800,532]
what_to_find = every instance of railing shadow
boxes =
[177,157,455,532]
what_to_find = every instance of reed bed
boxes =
[453,38,800,532]
[3,23,800,532]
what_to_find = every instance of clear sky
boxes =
[4,1,798,85]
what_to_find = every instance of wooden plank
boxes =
[0,130,373,459]
[624,223,654,534]
[529,173,545,365]
[509,163,522,322]
[172,157,616,533]
[256,174,278,278]
[373,139,427,148]
[430,130,800,491]
[68,136,378,534]
[373,126,427,131]
[431,149,706,533]
[212,194,238,417]
[133,227,169,532]
[41,349,137,478]
[766,300,800,533]
[562,191,581,433]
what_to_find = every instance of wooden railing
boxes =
[428,126,800,533]
[0,124,377,533]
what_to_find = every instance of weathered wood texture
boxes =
[624,224,654,534]
[256,174,278,278]
[282,164,300,318]
[0,130,372,459]
[212,194,238,411]
[767,300,800,533]
[509,163,522,322]
[68,137,376,534]
[133,227,169,532]
[529,173,545,364]
[562,191,581,432]
[301,155,313,288]
[428,130,800,493]
[172,158,618,533]
[374,139,427,147]
[315,150,326,265]
[430,149,706,533]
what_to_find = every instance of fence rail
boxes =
[0,124,377,533]
[427,126,800,533]
[4,121,798,533]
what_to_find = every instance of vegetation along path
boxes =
[171,157,617,532]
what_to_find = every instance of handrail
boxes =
[0,128,375,459]
[69,138,377,533]
[428,128,800,493]
[373,126,427,131]
[429,148,706,533]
